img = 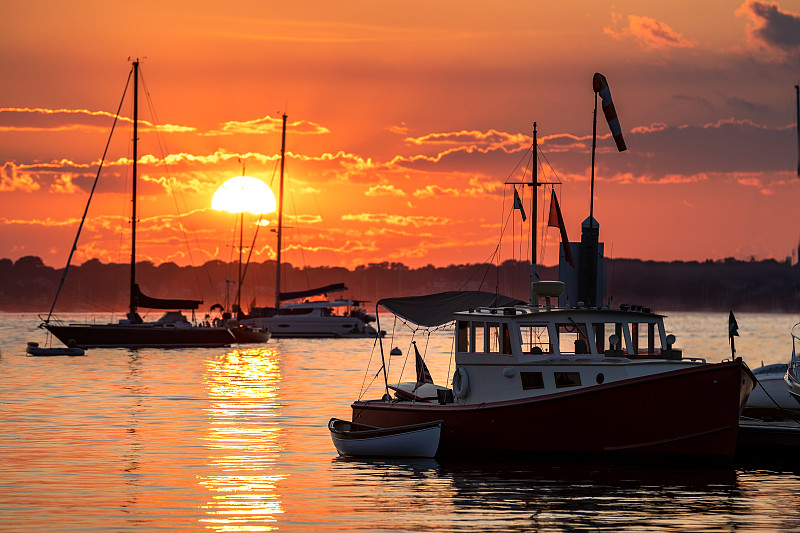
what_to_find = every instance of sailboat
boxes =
[39,60,270,349]
[344,76,755,459]
[237,115,383,338]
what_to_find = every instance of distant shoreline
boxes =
[3,255,799,314]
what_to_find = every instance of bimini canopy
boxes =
[378,291,525,328]
[280,283,347,302]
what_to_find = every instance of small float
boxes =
[26,341,85,357]
[328,418,442,458]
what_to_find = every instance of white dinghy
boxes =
[328,418,442,458]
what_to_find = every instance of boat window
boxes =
[457,321,469,352]
[502,323,512,355]
[520,372,544,390]
[554,372,582,388]
[557,323,590,355]
[630,322,656,355]
[488,322,500,353]
[278,308,314,316]
[473,321,486,353]
[593,323,605,353]
[599,322,627,355]
[519,324,550,354]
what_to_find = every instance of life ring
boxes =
[452,367,470,399]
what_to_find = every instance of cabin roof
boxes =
[454,305,665,323]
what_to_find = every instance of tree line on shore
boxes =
[2,255,799,315]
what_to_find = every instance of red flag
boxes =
[548,192,575,267]
[592,73,626,152]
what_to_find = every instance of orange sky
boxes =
[2,0,800,270]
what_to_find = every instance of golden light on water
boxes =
[199,347,285,531]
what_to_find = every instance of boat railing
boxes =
[683,356,707,364]
[790,322,800,374]
[38,313,65,326]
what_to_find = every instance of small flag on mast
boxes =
[593,73,627,152]
[547,191,575,267]
[414,341,433,385]
[728,311,739,357]
[513,187,527,222]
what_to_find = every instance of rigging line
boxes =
[503,141,533,183]
[284,178,314,291]
[358,334,381,400]
[139,69,210,297]
[46,66,134,323]
[461,186,516,292]
[238,213,264,305]
[479,205,517,292]
[396,331,418,385]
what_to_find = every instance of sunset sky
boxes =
[3,0,800,271]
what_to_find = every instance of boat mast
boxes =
[129,59,139,317]
[796,85,799,177]
[530,123,538,305]
[275,114,287,309]
[579,89,601,308]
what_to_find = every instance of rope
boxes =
[45,67,133,322]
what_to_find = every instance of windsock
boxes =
[592,73,627,152]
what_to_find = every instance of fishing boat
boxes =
[236,116,383,338]
[38,60,269,349]
[328,418,442,458]
[348,75,755,460]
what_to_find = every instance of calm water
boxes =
[2,311,800,532]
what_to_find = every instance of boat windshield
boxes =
[457,315,670,357]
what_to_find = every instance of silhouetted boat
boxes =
[25,341,84,357]
[243,283,383,338]
[38,60,269,349]
[237,115,382,338]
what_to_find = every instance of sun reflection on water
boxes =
[198,347,286,532]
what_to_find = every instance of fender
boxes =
[452,367,470,399]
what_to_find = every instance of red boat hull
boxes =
[352,359,753,459]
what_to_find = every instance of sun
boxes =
[212,176,277,215]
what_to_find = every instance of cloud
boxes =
[388,122,410,135]
[0,163,41,192]
[737,0,800,54]
[205,115,329,136]
[365,184,407,197]
[604,14,695,50]
[49,174,80,194]
[341,213,451,227]
[0,107,193,133]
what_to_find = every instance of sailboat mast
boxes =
[275,114,287,309]
[590,92,597,226]
[236,211,243,312]
[796,85,799,177]
[129,59,139,317]
[530,123,538,305]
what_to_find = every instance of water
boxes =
[2,311,800,532]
